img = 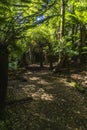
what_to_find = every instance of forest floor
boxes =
[0,64,87,130]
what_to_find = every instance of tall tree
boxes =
[0,0,44,109]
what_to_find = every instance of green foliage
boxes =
[71,80,85,93]
[0,0,87,67]
[81,46,87,54]
[8,39,27,69]
[0,121,6,130]
[53,37,79,58]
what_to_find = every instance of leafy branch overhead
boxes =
[0,0,87,67]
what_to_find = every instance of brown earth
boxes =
[0,64,87,130]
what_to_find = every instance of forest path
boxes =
[2,65,87,130]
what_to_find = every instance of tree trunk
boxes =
[0,45,8,111]
[72,5,75,45]
[60,0,65,37]
[80,24,86,64]
[39,46,43,68]
[48,44,53,70]
[54,0,66,73]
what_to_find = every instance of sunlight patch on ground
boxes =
[29,77,40,81]
[41,93,53,101]
[22,85,36,96]
[26,71,33,75]
[31,88,54,101]
[55,78,71,88]
[37,79,51,85]
[71,74,87,87]
[21,86,54,101]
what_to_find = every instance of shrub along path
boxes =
[0,64,87,130]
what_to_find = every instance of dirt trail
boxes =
[3,65,87,130]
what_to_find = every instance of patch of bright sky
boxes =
[36,15,45,23]
[15,0,52,25]
[36,0,51,23]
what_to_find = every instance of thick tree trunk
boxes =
[0,45,8,111]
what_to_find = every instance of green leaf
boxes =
[76,85,85,92]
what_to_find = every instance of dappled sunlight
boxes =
[37,79,51,85]
[22,85,54,101]
[6,66,87,130]
[56,78,70,86]
[70,73,87,88]
[31,88,54,101]
[29,77,40,81]
[8,78,54,101]
[22,84,36,97]
[0,0,87,128]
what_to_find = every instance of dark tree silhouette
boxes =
[0,44,8,111]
